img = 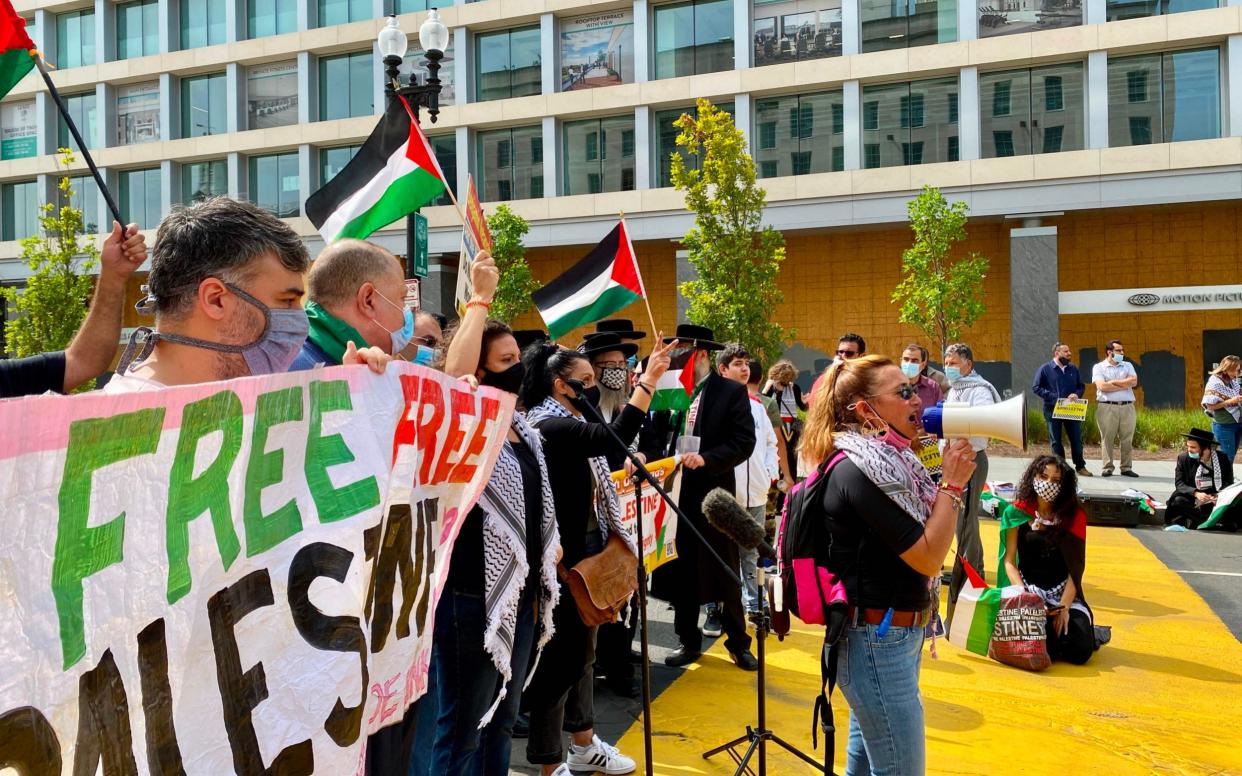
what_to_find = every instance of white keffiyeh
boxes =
[832,431,939,524]
[1203,374,1241,422]
[1195,450,1223,493]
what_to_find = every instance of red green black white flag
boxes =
[0,0,35,101]
[532,220,644,340]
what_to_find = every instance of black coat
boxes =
[650,373,756,604]
[1172,450,1234,499]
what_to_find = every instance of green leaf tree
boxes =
[1,150,99,360]
[485,204,541,324]
[671,98,788,365]
[891,185,990,355]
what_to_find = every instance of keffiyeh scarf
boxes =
[1203,374,1241,422]
[832,431,938,524]
[1195,450,1223,492]
[472,413,560,726]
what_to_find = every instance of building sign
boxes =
[1,100,37,160]
[116,82,161,145]
[1060,284,1242,315]
[560,11,635,91]
[247,60,299,129]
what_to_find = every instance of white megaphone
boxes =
[921,393,1027,450]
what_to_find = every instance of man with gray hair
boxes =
[942,343,1000,621]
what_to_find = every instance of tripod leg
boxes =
[768,733,828,772]
[730,735,763,776]
[702,731,753,759]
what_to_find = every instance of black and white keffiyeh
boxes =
[473,413,560,726]
[832,431,938,524]
[1203,374,1241,422]
[1195,450,1223,493]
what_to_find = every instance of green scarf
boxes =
[305,301,367,365]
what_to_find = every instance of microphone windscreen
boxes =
[702,488,768,552]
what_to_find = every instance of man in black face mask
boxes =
[1033,341,1090,476]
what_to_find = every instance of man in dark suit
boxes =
[650,324,758,670]
[1167,427,1236,529]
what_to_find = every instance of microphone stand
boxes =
[568,388,743,776]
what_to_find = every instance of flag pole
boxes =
[34,57,124,228]
[622,212,660,337]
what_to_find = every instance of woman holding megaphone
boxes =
[799,355,976,776]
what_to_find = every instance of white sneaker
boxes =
[549,765,572,776]
[566,735,637,774]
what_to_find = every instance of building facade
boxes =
[1,0,1240,406]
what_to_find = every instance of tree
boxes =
[891,185,990,355]
[485,204,540,323]
[1,151,99,360]
[671,98,788,365]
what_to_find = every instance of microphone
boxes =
[702,488,776,560]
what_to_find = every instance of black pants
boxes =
[524,582,596,765]
[595,605,635,683]
[1047,608,1094,665]
[672,587,751,655]
[364,704,417,775]
[1166,494,1212,528]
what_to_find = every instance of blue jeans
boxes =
[837,623,926,776]
[411,584,537,776]
[1212,421,1242,464]
[739,505,766,611]
[1044,409,1085,469]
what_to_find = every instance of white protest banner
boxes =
[0,362,512,775]
[610,456,680,572]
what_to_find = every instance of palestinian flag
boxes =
[532,220,643,340]
[649,349,697,412]
[1200,481,1242,530]
[306,96,447,243]
[0,1,36,101]
[946,556,1013,656]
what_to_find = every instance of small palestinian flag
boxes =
[1200,481,1242,530]
[946,556,1013,657]
[0,1,36,101]
[649,349,697,412]
[306,96,447,243]
[532,220,643,340]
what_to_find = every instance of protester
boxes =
[719,345,779,611]
[519,335,674,776]
[1166,428,1236,530]
[1201,355,1242,464]
[900,344,942,429]
[750,358,794,493]
[943,343,999,620]
[799,355,976,775]
[1033,342,1091,476]
[1092,340,1139,478]
[649,324,758,671]
[764,359,807,478]
[107,198,387,391]
[414,309,444,347]
[998,456,1096,664]
[836,333,866,360]
[0,221,146,398]
[290,239,429,369]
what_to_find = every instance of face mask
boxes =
[480,361,525,395]
[900,362,921,379]
[1057,357,1070,366]
[582,384,601,407]
[881,427,912,451]
[599,366,628,392]
[1033,477,1061,502]
[1111,353,1125,363]
[373,290,414,355]
[409,345,435,365]
[1188,451,1200,460]
[626,355,638,370]
[945,366,962,382]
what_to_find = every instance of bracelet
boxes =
[937,489,963,510]
[635,382,653,396]
[466,299,492,312]
[940,482,964,495]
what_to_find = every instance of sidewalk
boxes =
[988,455,1174,503]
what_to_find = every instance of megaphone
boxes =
[922,393,1027,450]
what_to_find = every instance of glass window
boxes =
[181,73,226,138]
[1109,49,1219,146]
[754,91,845,178]
[563,116,637,195]
[56,10,96,68]
[319,52,374,121]
[560,11,635,91]
[655,103,735,187]
[62,176,101,234]
[248,0,297,38]
[118,168,162,226]
[116,81,161,144]
[654,0,734,79]
[117,0,159,59]
[395,0,433,10]
[58,93,98,150]
[1106,0,1216,22]
[320,145,360,185]
[861,78,956,168]
[429,134,456,207]
[477,126,543,202]
[753,0,842,66]
[1,101,38,160]
[318,0,371,26]
[182,160,228,204]
[2,181,38,242]
[981,63,1083,158]
[403,44,457,107]
[979,0,1081,38]
[475,27,542,102]
[248,153,301,217]
[247,61,299,128]
[862,0,956,52]
[180,0,226,48]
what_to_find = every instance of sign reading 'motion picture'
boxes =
[1059,284,1242,315]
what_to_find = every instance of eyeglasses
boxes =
[836,349,859,357]
[868,384,917,401]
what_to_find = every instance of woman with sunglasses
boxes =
[799,355,975,776]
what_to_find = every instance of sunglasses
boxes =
[868,383,917,401]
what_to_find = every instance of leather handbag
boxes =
[557,533,638,626]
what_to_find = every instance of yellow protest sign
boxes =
[1052,398,1088,421]
[915,436,942,473]
[611,457,680,572]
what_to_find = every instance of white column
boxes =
[95,83,114,149]
[372,41,387,118]
[454,27,470,103]
[225,0,242,42]
[633,0,650,82]
[160,72,179,141]
[226,62,243,133]
[299,0,316,31]
[959,66,980,160]
[957,0,977,42]
[634,105,651,188]
[541,116,558,196]
[161,160,178,217]
[455,125,471,190]
[733,93,752,149]
[228,152,246,199]
[1085,0,1107,24]
[299,145,318,212]
[842,0,860,56]
[843,80,862,170]
[298,51,318,124]
[1227,35,1242,137]
[95,0,114,64]
[733,0,750,70]
[29,9,48,53]
[1086,50,1109,150]
[35,92,56,157]
[159,0,175,52]
[541,13,556,94]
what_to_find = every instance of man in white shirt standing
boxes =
[1093,339,1140,477]
[942,343,1000,621]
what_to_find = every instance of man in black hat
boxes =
[649,324,758,670]
[1167,428,1236,530]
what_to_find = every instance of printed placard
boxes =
[1052,398,1088,421]
[610,457,680,572]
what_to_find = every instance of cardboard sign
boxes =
[454,176,492,315]
[610,457,680,572]
[1052,398,1089,421]
[0,364,512,774]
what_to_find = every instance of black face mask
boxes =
[582,384,601,407]
[480,361,525,395]
[1057,357,1070,366]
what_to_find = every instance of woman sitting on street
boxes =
[1166,427,1236,530]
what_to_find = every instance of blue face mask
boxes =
[1188,451,1200,460]
[410,344,434,365]
[1112,352,1125,364]
[374,290,414,355]
[627,355,638,370]
[900,362,921,379]
[945,366,962,382]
